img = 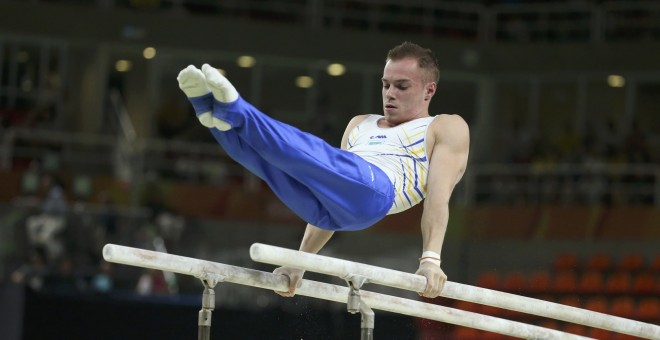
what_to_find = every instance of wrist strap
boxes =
[419,251,441,266]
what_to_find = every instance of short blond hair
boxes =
[386,41,440,83]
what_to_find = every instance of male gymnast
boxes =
[177,41,469,299]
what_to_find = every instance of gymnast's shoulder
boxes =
[429,114,470,142]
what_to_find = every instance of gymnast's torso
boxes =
[346,114,436,214]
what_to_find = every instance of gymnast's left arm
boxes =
[416,114,470,298]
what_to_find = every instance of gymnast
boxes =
[177,41,470,299]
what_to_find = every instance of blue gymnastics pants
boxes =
[207,96,394,231]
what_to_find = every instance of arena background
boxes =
[0,0,658,339]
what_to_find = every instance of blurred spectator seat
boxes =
[543,206,594,239]
[476,271,501,290]
[563,324,588,337]
[527,271,551,294]
[609,297,636,319]
[479,303,502,318]
[553,271,578,294]
[635,298,660,322]
[466,206,540,240]
[553,253,579,272]
[612,332,642,340]
[605,272,632,295]
[585,253,613,272]
[631,272,656,295]
[652,254,660,273]
[588,327,613,340]
[584,296,609,314]
[577,270,605,294]
[453,300,481,314]
[453,326,480,339]
[617,253,645,273]
[558,295,582,308]
[501,272,527,294]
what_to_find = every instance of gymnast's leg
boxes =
[178,65,393,230]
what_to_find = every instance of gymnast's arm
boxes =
[273,114,370,297]
[415,114,469,298]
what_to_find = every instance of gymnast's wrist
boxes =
[419,251,441,267]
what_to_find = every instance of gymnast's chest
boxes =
[350,130,403,151]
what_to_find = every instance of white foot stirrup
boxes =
[177,65,214,128]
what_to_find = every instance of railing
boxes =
[13,0,660,43]
[463,163,659,208]
[1,127,657,207]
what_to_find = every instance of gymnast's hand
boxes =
[415,262,447,298]
[273,267,305,297]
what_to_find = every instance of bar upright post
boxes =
[198,275,221,340]
[345,275,374,340]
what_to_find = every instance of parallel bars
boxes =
[102,243,659,339]
[249,243,660,339]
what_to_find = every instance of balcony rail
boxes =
[12,0,660,43]
[464,163,659,208]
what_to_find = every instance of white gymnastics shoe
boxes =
[177,65,214,128]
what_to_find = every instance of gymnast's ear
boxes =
[424,82,437,100]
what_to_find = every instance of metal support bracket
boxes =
[344,274,375,340]
[196,272,225,340]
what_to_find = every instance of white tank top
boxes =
[347,115,436,214]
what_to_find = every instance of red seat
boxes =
[612,333,641,340]
[578,270,605,294]
[586,253,613,272]
[584,297,609,314]
[553,253,579,272]
[617,253,645,272]
[605,272,632,294]
[636,298,660,321]
[479,304,502,317]
[610,297,636,319]
[652,254,660,273]
[501,272,527,293]
[453,326,480,339]
[476,271,501,290]
[589,327,613,340]
[558,295,582,308]
[563,324,588,336]
[528,271,551,294]
[553,271,578,294]
[453,300,481,314]
[632,272,656,295]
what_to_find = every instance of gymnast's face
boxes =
[381,57,436,126]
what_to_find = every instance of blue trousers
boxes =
[206,96,394,231]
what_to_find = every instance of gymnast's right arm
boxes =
[273,115,369,297]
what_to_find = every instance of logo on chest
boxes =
[368,135,388,145]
